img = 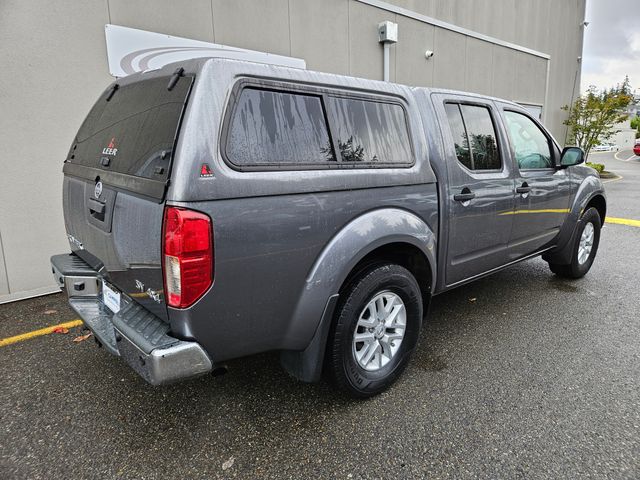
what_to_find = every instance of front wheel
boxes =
[548,207,601,279]
[327,263,423,398]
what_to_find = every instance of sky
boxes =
[581,0,640,93]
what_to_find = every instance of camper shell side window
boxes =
[222,79,415,171]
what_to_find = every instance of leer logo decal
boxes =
[200,163,213,178]
[102,137,118,156]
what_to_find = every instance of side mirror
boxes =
[559,146,584,168]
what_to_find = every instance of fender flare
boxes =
[543,175,606,265]
[280,208,437,382]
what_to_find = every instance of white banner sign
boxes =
[105,24,306,77]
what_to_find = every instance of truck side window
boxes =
[444,103,472,169]
[445,103,500,171]
[227,88,336,166]
[326,97,413,164]
[504,111,553,169]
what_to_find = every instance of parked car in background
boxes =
[51,58,606,397]
[592,143,619,152]
[633,143,640,156]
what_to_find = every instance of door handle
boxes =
[516,183,531,194]
[88,197,105,215]
[453,187,476,202]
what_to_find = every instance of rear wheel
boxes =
[327,263,422,398]
[548,207,601,279]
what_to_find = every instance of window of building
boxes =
[445,103,501,171]
[503,111,553,169]
[226,88,335,166]
[326,97,413,164]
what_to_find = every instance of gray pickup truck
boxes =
[51,58,605,397]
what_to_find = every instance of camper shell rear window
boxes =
[64,74,193,198]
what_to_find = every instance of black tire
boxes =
[327,263,423,398]
[548,207,601,279]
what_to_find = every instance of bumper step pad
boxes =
[111,301,176,355]
[69,298,120,356]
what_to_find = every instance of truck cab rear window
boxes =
[226,88,336,166]
[70,76,192,181]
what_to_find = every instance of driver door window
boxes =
[504,111,553,169]
[503,108,571,257]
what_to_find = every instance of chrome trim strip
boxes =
[445,247,554,289]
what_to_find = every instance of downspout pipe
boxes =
[383,42,390,82]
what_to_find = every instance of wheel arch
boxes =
[584,193,606,226]
[279,208,437,383]
[543,177,606,265]
[337,241,434,312]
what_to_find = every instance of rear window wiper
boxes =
[167,67,184,91]
[105,84,119,102]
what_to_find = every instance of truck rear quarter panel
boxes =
[169,186,438,362]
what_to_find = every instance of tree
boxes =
[562,76,633,158]
[631,116,640,138]
[322,136,368,162]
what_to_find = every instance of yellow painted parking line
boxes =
[0,319,84,347]
[606,217,640,228]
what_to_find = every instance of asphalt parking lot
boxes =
[1,151,639,479]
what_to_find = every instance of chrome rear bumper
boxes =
[51,254,212,385]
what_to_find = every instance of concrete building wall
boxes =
[0,0,113,302]
[0,0,586,302]
[0,232,8,296]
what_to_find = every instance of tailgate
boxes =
[61,71,194,321]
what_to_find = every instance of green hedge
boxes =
[586,162,605,173]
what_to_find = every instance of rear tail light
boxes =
[162,207,213,308]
